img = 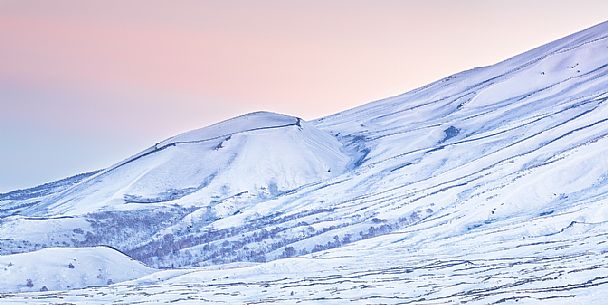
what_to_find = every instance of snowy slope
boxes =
[0,171,98,218]
[0,247,155,293]
[1,20,608,304]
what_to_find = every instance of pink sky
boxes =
[1,0,608,191]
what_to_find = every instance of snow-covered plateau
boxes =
[2,21,608,304]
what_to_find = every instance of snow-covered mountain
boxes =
[1,21,608,304]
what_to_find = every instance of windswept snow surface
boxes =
[2,21,608,304]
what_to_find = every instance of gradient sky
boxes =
[1,1,608,192]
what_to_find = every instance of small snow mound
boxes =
[0,247,155,293]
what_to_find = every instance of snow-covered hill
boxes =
[0,247,154,293]
[21,111,353,216]
[1,20,608,304]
